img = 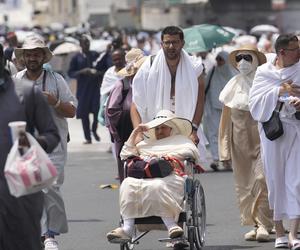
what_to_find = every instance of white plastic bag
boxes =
[4,132,57,197]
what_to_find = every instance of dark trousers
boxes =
[0,185,44,250]
[114,141,125,183]
[81,112,98,141]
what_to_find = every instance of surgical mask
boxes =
[237,59,254,75]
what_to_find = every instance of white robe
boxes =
[249,60,300,220]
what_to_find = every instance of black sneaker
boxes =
[210,162,219,171]
[92,131,100,141]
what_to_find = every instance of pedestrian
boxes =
[68,34,105,144]
[0,43,60,250]
[249,34,300,249]
[202,51,236,171]
[219,44,273,242]
[131,25,207,160]
[14,34,77,250]
[106,48,147,183]
[98,48,126,126]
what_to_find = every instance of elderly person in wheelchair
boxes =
[106,109,201,242]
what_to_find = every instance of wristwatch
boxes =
[192,123,198,132]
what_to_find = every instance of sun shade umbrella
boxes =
[183,24,235,53]
[250,24,279,35]
[53,42,81,55]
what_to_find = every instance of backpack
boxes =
[105,78,133,142]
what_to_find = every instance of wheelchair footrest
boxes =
[109,238,131,244]
[158,236,185,243]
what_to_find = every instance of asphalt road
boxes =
[56,118,277,250]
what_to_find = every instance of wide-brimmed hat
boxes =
[144,110,192,140]
[117,48,147,77]
[229,44,266,69]
[15,34,53,63]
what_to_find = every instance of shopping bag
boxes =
[4,132,57,197]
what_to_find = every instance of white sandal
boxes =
[275,236,289,249]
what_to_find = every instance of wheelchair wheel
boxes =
[192,179,206,249]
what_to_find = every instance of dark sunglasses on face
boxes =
[216,57,224,61]
[235,54,253,63]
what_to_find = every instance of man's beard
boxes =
[26,61,43,72]
[164,50,180,60]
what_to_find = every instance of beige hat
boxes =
[15,34,53,63]
[144,110,192,140]
[229,44,266,69]
[117,48,147,77]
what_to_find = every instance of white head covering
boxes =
[143,110,192,140]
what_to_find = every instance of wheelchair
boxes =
[111,157,206,250]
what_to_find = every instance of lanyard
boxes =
[42,70,47,91]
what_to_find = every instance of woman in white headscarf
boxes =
[203,51,237,171]
[106,110,200,242]
[218,45,273,242]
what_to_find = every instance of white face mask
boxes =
[237,59,254,75]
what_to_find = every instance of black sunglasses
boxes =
[235,54,253,62]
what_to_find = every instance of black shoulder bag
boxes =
[262,102,284,141]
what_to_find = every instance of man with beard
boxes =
[131,26,207,158]
[14,34,77,250]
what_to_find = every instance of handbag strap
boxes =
[162,156,185,176]
[275,102,283,112]
[42,70,47,91]
[205,66,215,95]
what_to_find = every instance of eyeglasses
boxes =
[283,47,300,52]
[162,40,181,47]
[235,54,253,62]
[216,56,224,61]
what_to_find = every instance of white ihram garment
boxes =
[132,49,207,161]
[249,60,300,220]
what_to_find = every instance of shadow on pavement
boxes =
[68,219,104,223]
[203,245,257,250]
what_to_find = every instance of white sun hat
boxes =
[144,110,192,140]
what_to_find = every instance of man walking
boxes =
[0,43,60,250]
[68,34,111,144]
[131,26,206,155]
[14,34,77,250]
[250,34,300,249]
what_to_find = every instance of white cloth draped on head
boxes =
[100,66,123,96]
[249,60,300,122]
[219,51,259,111]
[121,134,200,164]
[132,49,202,123]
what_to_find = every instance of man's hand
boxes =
[77,68,97,75]
[190,130,199,145]
[42,91,57,106]
[18,131,30,147]
[289,97,300,110]
[280,80,300,97]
